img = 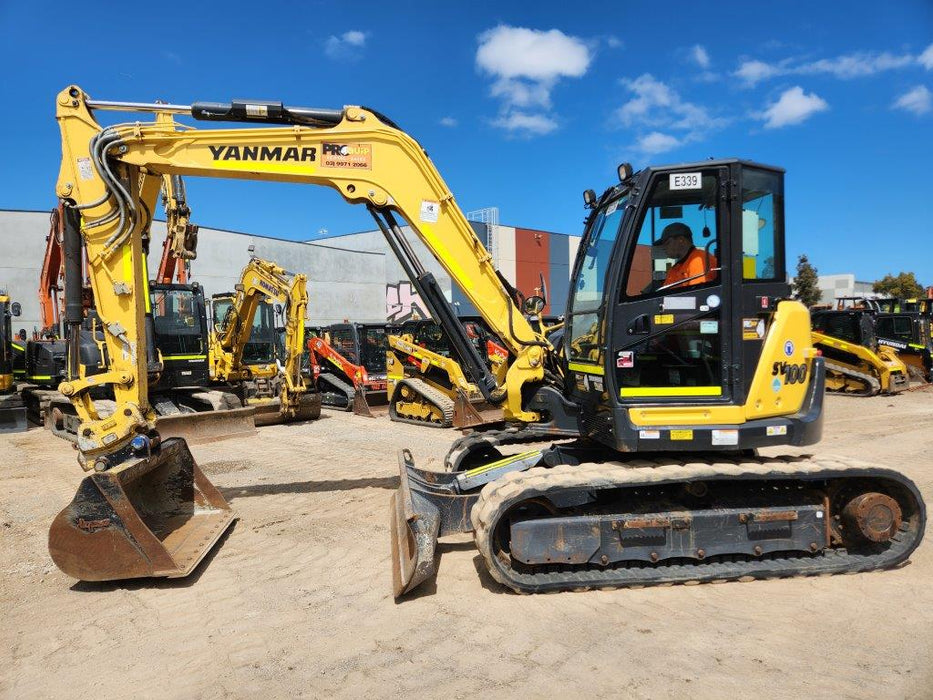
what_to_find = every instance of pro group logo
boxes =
[321,142,372,170]
[208,145,317,162]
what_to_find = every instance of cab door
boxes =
[608,167,732,403]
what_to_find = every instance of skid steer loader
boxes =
[308,323,390,417]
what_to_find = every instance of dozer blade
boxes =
[390,449,476,597]
[0,394,27,434]
[156,406,257,445]
[353,389,388,418]
[252,393,322,426]
[48,438,236,582]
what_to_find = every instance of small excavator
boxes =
[811,308,909,395]
[208,255,322,425]
[387,319,504,429]
[0,292,27,432]
[48,87,924,594]
[308,322,390,417]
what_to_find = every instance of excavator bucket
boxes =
[352,388,388,418]
[452,391,504,430]
[390,449,476,597]
[156,405,257,444]
[48,438,236,581]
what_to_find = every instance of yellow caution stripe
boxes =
[463,450,541,478]
[621,386,722,397]
[568,362,604,376]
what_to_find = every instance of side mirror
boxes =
[523,295,546,316]
[10,302,21,317]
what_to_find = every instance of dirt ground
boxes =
[1,391,932,699]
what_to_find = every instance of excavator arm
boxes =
[56,85,551,465]
[156,174,198,285]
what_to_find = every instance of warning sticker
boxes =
[321,142,373,170]
[766,425,788,436]
[711,429,739,446]
[654,314,674,325]
[616,351,634,369]
[700,320,718,334]
[77,157,94,181]
[420,200,440,223]
[639,429,661,440]
[742,318,765,340]
[670,429,693,441]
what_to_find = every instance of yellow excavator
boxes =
[50,87,924,594]
[387,320,504,429]
[209,255,322,425]
[1,292,27,432]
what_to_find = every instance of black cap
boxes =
[653,222,693,246]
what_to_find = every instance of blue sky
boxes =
[2,1,931,285]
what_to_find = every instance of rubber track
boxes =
[390,378,455,428]
[824,360,880,396]
[445,425,568,471]
[319,374,355,411]
[471,454,924,594]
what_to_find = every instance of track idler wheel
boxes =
[841,492,903,544]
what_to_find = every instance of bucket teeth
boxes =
[48,438,236,581]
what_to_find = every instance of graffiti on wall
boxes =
[386,281,428,323]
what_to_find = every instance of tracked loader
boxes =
[387,319,504,428]
[48,87,924,593]
[811,309,909,395]
[309,323,390,417]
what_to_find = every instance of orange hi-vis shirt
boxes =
[663,247,717,287]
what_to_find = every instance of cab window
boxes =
[624,172,721,298]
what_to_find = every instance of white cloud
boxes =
[893,85,932,115]
[691,45,711,69]
[324,30,368,60]
[760,86,828,128]
[614,74,726,134]
[439,116,458,127]
[735,60,781,86]
[635,132,682,154]
[490,112,558,136]
[920,43,933,70]
[612,74,727,155]
[736,46,928,86]
[476,25,591,81]
[477,25,592,136]
[606,36,623,49]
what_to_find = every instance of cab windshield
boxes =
[567,194,627,364]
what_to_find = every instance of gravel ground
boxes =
[1,390,931,699]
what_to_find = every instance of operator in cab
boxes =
[655,222,717,289]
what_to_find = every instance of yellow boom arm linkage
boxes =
[56,86,547,464]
